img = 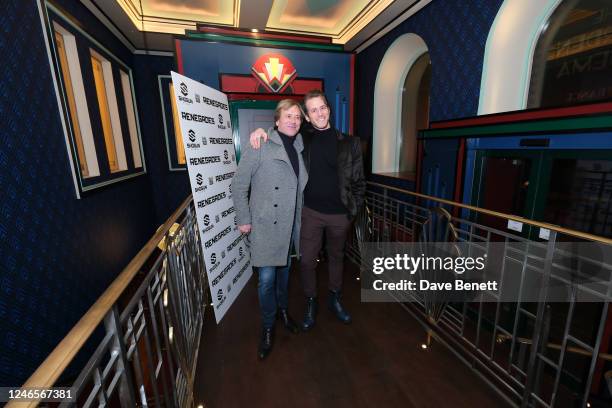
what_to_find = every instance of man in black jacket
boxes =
[249,90,365,330]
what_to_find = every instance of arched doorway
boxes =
[372,33,429,174]
[478,0,562,114]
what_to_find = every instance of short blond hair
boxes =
[274,99,305,121]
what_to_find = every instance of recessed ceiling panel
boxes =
[108,0,416,49]
[143,0,232,23]
[116,0,239,34]
[266,0,396,43]
[267,0,371,34]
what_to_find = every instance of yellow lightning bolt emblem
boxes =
[264,58,284,81]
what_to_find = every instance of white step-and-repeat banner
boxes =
[171,71,252,323]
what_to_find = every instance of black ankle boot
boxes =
[301,297,317,331]
[328,290,351,324]
[258,328,274,359]
[279,309,299,334]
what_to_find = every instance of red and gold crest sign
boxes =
[251,54,297,93]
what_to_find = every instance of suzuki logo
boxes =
[217,288,223,301]
[203,214,210,226]
[188,129,196,142]
[211,252,216,264]
[196,173,203,185]
[224,150,229,160]
[218,114,224,124]
[180,82,188,96]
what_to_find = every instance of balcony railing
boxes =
[347,181,612,408]
[13,181,612,408]
[8,196,207,408]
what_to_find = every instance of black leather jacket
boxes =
[301,126,366,219]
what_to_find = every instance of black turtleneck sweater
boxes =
[278,130,299,178]
[303,127,346,214]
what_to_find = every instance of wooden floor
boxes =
[194,260,506,408]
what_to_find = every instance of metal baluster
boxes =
[581,301,609,408]
[140,299,163,407]
[531,305,552,402]
[549,288,576,407]
[124,308,149,407]
[105,305,138,407]
[147,280,173,407]
[521,231,557,408]
[157,257,180,406]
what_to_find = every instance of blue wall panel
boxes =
[421,139,460,200]
[179,40,352,129]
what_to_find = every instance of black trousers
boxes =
[299,206,351,297]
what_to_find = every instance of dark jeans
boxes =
[258,256,292,329]
[300,206,351,297]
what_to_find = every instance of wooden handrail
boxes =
[367,181,612,245]
[9,195,193,407]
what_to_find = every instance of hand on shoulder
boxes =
[249,128,268,149]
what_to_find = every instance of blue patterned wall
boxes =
[133,55,191,225]
[355,0,504,199]
[0,0,170,386]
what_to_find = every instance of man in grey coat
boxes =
[231,99,308,359]
[249,90,365,331]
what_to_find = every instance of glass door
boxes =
[535,151,612,239]
[473,149,612,239]
[473,150,542,238]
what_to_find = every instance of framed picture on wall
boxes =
[158,75,186,171]
[41,1,147,197]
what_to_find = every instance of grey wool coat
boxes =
[231,128,308,267]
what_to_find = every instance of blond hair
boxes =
[274,99,305,121]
